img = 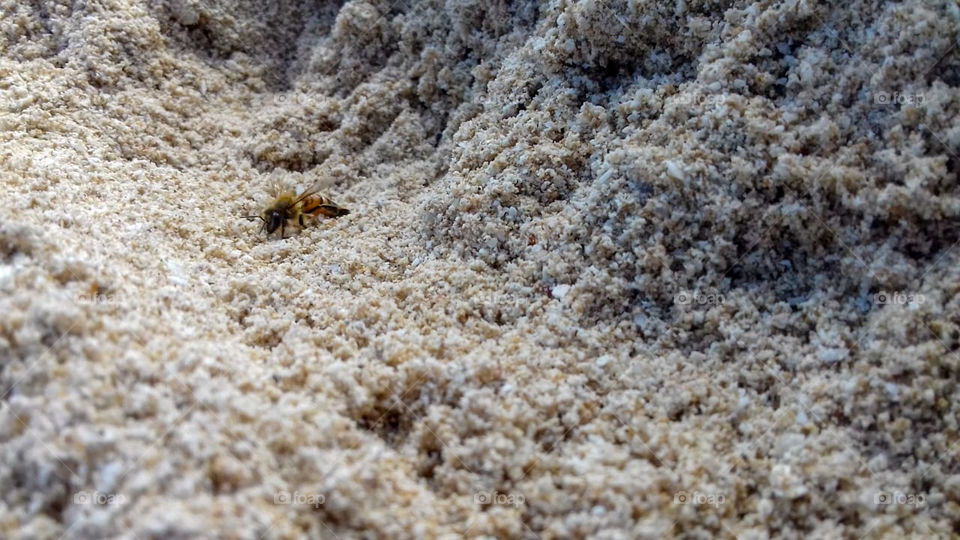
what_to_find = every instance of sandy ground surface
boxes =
[1,0,959,538]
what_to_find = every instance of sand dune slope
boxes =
[1,0,959,538]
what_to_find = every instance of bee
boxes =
[244,180,349,238]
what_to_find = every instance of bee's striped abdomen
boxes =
[301,195,350,218]
[299,194,329,214]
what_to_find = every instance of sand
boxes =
[1,0,959,538]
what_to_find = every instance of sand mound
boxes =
[1,0,959,537]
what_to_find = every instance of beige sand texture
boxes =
[1,0,959,538]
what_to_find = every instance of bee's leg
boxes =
[281,221,286,239]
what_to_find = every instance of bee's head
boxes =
[243,210,282,235]
[264,210,284,234]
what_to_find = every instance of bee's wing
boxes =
[292,180,327,205]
